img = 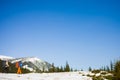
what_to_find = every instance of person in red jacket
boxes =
[16,61,22,74]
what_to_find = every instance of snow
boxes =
[25,57,43,63]
[95,73,101,77]
[79,71,95,76]
[0,55,13,60]
[11,57,43,63]
[10,57,43,64]
[22,65,34,71]
[0,72,92,80]
[11,59,22,63]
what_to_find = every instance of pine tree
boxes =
[65,61,70,72]
[106,66,110,72]
[88,67,92,71]
[60,66,63,72]
[81,69,83,71]
[71,68,73,72]
[49,63,55,72]
[110,61,114,71]
[103,66,106,71]
[55,67,60,72]
[114,60,120,80]
[42,65,45,72]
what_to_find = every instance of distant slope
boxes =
[0,55,52,73]
[10,57,52,72]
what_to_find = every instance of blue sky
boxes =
[0,0,120,70]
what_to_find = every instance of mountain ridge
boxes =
[0,55,52,72]
[0,55,13,60]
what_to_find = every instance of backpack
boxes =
[19,61,23,68]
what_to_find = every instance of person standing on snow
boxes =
[16,61,22,74]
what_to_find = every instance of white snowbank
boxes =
[0,72,92,80]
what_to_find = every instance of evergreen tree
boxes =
[55,66,60,72]
[103,66,106,71]
[60,66,63,72]
[49,63,55,72]
[42,65,45,72]
[114,60,120,80]
[106,66,110,72]
[81,69,83,71]
[110,61,114,71]
[65,61,70,72]
[71,68,73,72]
[88,67,92,71]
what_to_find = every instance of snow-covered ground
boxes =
[0,72,92,80]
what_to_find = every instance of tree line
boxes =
[88,59,120,80]
[48,61,73,72]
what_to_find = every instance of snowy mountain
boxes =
[10,57,52,72]
[0,55,52,72]
[0,55,13,60]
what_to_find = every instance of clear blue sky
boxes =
[0,0,120,70]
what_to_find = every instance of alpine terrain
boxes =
[0,55,52,72]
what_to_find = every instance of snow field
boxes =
[0,72,92,80]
